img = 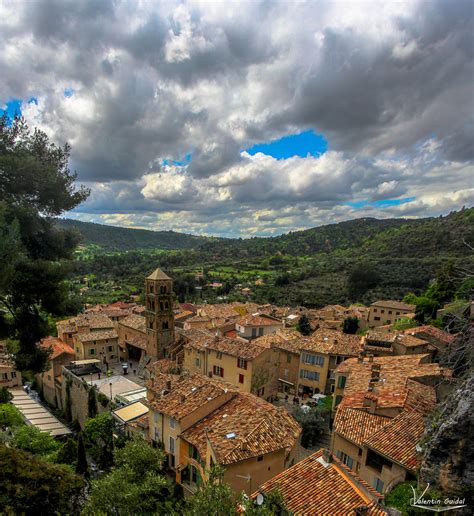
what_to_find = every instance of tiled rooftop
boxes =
[236,314,282,327]
[365,410,426,471]
[253,449,386,515]
[370,300,416,311]
[334,407,390,446]
[181,391,301,465]
[120,314,146,332]
[335,354,449,396]
[38,336,74,360]
[252,329,303,354]
[301,328,362,356]
[75,329,118,343]
[146,373,237,421]
[403,325,457,347]
[185,334,269,360]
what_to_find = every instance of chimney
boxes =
[363,394,377,414]
[240,440,248,451]
[367,354,374,363]
[166,380,172,391]
[322,449,332,464]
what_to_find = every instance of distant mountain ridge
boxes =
[56,218,218,251]
[58,208,474,257]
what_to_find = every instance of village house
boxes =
[362,330,434,358]
[235,313,283,340]
[117,314,147,362]
[332,353,450,411]
[297,329,361,397]
[145,373,301,495]
[0,351,22,389]
[402,325,457,356]
[182,330,280,399]
[73,328,119,364]
[330,354,452,493]
[36,336,75,408]
[253,329,303,396]
[368,300,416,328]
[253,448,386,515]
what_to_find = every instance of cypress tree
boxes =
[76,433,89,478]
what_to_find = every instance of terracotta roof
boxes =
[38,336,74,360]
[335,354,448,396]
[403,325,457,347]
[119,314,146,333]
[76,313,115,330]
[146,358,177,375]
[0,354,15,368]
[181,392,301,465]
[75,329,118,343]
[364,410,425,471]
[146,373,237,421]
[370,300,416,311]
[393,334,429,348]
[56,318,76,334]
[147,268,171,280]
[174,310,194,320]
[334,407,391,446]
[253,449,386,515]
[252,329,304,354]
[236,314,282,327]
[301,328,361,356]
[185,335,269,360]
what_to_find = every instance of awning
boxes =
[278,378,294,386]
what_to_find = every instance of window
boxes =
[108,346,113,352]
[373,477,384,493]
[396,312,400,316]
[257,456,263,462]
[76,347,80,353]
[330,384,335,393]
[160,285,167,294]
[47,375,51,381]
[195,358,201,367]
[335,395,343,406]
[337,375,347,388]
[284,368,289,378]
[381,309,385,314]
[216,351,223,360]
[237,357,247,369]
[336,450,354,469]
[300,369,320,381]
[169,417,175,429]
[335,355,346,365]
[169,436,175,454]
[238,374,245,384]
[258,327,264,336]
[148,321,154,329]
[388,310,392,314]
[160,302,164,311]
[302,353,324,367]
[374,317,380,321]
[1,373,7,380]
[373,308,377,313]
[252,328,257,337]
[162,321,169,330]
[188,443,200,461]
[89,349,95,355]
[11,371,16,378]
[286,353,292,363]
[213,365,224,377]
[149,284,154,294]
[257,387,265,397]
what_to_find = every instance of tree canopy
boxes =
[0,116,89,372]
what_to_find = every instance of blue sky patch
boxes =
[245,130,328,159]
[162,152,192,167]
[347,197,416,209]
[0,97,38,123]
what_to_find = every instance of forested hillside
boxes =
[56,219,217,251]
[68,208,474,307]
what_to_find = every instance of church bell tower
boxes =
[145,268,175,360]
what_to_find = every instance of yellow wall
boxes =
[359,447,409,493]
[297,350,330,395]
[0,364,21,388]
[368,306,413,328]
[74,337,119,364]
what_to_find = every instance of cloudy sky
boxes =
[1,0,473,237]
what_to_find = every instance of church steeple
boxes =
[145,269,175,360]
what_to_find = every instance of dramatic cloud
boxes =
[0,0,472,236]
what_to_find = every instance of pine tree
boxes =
[76,433,89,478]
[297,314,312,336]
[88,388,98,418]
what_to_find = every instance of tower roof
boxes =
[147,268,171,281]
